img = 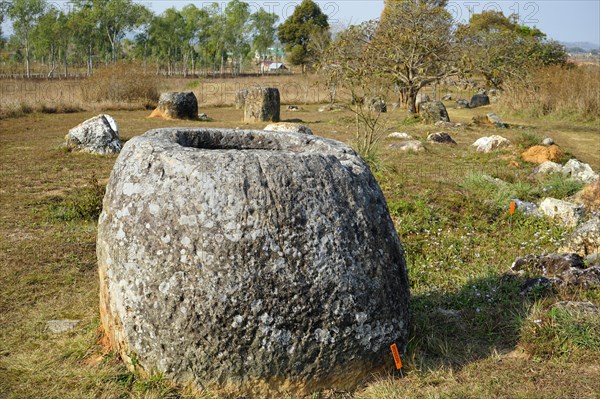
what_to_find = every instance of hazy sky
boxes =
[2,1,599,45]
[146,0,600,44]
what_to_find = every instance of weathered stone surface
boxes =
[486,112,507,128]
[512,253,585,275]
[388,132,412,140]
[531,161,563,177]
[456,99,469,109]
[570,180,600,212]
[511,199,539,216]
[65,114,121,155]
[441,94,453,101]
[264,122,313,135]
[542,137,555,146]
[560,216,600,256]
[97,128,410,397]
[469,93,490,108]
[585,253,600,267]
[150,92,199,120]
[519,277,560,295]
[427,132,456,145]
[369,98,387,113]
[560,266,600,288]
[244,87,280,122]
[521,145,564,164]
[538,198,584,228]
[46,319,80,334]
[388,140,425,152]
[419,101,450,124]
[551,301,599,314]
[471,135,511,153]
[562,159,599,184]
[434,121,464,129]
[235,89,249,110]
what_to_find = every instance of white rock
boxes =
[46,319,80,334]
[562,159,599,184]
[388,132,413,140]
[539,198,585,228]
[532,161,563,176]
[388,140,425,152]
[264,122,313,135]
[542,137,555,146]
[471,135,511,153]
[65,114,121,155]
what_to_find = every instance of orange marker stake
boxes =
[510,201,516,216]
[390,343,403,370]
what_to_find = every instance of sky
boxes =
[2,1,599,45]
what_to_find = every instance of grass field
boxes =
[1,79,599,398]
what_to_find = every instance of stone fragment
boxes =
[65,114,121,155]
[538,198,584,228]
[243,87,280,122]
[149,92,198,120]
[264,122,313,135]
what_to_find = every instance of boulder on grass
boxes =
[560,216,600,256]
[562,159,599,184]
[521,145,564,164]
[469,93,490,108]
[244,87,280,122]
[456,99,469,109]
[419,101,450,124]
[98,128,410,398]
[486,112,507,128]
[415,93,430,112]
[471,135,511,153]
[531,161,563,177]
[512,253,585,275]
[538,197,584,228]
[264,122,313,135]
[65,114,121,155]
[389,140,425,152]
[427,132,456,145]
[149,92,199,120]
[388,132,413,140]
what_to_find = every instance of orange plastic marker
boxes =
[510,201,516,216]
[390,343,402,370]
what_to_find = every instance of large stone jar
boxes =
[97,128,410,397]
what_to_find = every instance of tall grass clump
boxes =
[82,63,160,107]
[501,65,600,121]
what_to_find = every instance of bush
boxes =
[82,63,160,105]
[46,175,105,222]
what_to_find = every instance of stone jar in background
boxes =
[97,128,410,397]
[243,87,280,122]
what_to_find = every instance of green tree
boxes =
[8,0,47,78]
[278,0,329,71]
[251,8,279,62]
[224,0,251,74]
[373,0,457,113]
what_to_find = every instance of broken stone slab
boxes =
[542,137,555,146]
[388,140,425,152]
[97,127,410,397]
[318,103,345,112]
[531,161,563,177]
[264,122,313,135]
[559,266,600,289]
[46,319,81,334]
[388,132,413,140]
[419,101,450,124]
[562,159,599,184]
[538,198,585,228]
[511,199,539,216]
[486,112,508,128]
[456,99,469,109]
[427,132,456,144]
[512,253,585,275]
[560,215,600,256]
[471,135,511,153]
[65,114,121,155]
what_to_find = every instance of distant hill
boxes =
[561,41,600,53]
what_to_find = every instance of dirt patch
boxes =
[521,144,564,164]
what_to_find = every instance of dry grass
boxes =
[501,64,600,121]
[0,77,599,398]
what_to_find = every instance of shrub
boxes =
[82,63,160,105]
[46,175,105,222]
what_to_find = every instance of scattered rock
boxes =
[488,89,498,96]
[46,319,81,334]
[434,121,464,129]
[456,99,469,109]
[469,93,490,108]
[441,94,453,101]
[542,137,555,146]
[551,301,599,314]
[244,87,280,122]
[512,253,585,275]
[471,135,511,153]
[98,127,410,397]
[562,159,599,184]
[198,113,211,121]
[235,89,249,110]
[560,266,600,288]
[560,216,600,256]
[521,145,564,164]
[531,161,563,177]
[369,98,387,113]
[470,115,489,126]
[388,132,413,140]
[287,105,300,111]
[511,199,539,216]
[486,112,508,128]
[538,198,584,228]
[419,101,450,124]
[318,103,345,112]
[388,140,425,152]
[585,253,600,267]
[264,122,313,135]
[427,132,456,145]
[570,180,600,211]
[65,114,121,155]
[149,92,199,120]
